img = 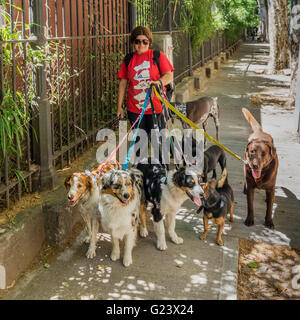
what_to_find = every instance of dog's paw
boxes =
[83,236,91,244]
[86,247,96,259]
[200,233,207,240]
[139,227,148,238]
[157,240,167,251]
[217,239,224,246]
[123,255,133,267]
[110,251,120,261]
[171,236,183,245]
[229,216,235,223]
[264,219,274,229]
[244,217,254,227]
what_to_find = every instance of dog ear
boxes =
[173,167,185,187]
[101,171,113,190]
[266,141,276,157]
[130,171,135,184]
[86,176,94,193]
[246,141,252,153]
[64,175,72,190]
[217,168,227,188]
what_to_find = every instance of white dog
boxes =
[99,168,147,267]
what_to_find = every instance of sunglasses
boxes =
[134,39,149,45]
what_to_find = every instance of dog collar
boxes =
[160,176,167,184]
[84,170,97,184]
[243,159,249,166]
[203,195,224,210]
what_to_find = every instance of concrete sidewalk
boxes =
[3,42,300,300]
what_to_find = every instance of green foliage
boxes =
[0,2,33,165]
[216,0,260,40]
[0,2,75,182]
[171,0,217,48]
[172,0,259,47]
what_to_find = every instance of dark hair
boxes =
[130,26,153,46]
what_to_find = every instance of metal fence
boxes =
[0,0,132,211]
[0,0,240,212]
[136,0,238,83]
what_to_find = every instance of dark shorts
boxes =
[127,110,167,160]
[127,111,166,137]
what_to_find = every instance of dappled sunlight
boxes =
[190,273,208,285]
[49,262,113,300]
[219,270,237,300]
[249,228,291,246]
[107,276,166,300]
[176,207,194,221]
[225,94,243,99]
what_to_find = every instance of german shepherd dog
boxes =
[200,169,234,246]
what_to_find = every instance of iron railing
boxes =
[0,0,240,212]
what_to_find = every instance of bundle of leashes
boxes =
[122,88,151,170]
[152,86,248,165]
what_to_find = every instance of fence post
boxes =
[128,0,137,31]
[188,31,193,76]
[30,0,57,190]
[166,0,172,33]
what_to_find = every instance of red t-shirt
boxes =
[118,49,174,114]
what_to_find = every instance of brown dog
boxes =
[242,108,278,229]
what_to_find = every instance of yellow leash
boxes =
[153,87,247,165]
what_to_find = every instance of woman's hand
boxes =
[149,80,161,86]
[117,79,128,119]
[117,107,124,119]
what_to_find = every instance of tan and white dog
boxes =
[99,168,147,267]
[64,161,120,259]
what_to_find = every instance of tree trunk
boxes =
[257,0,269,42]
[268,0,290,73]
[287,1,300,108]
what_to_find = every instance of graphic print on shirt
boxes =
[133,60,151,110]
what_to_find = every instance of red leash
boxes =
[96,114,141,176]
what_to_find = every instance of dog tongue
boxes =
[193,197,202,207]
[69,199,77,207]
[251,169,261,179]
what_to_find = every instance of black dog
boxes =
[203,145,226,182]
[200,169,234,246]
[136,161,204,251]
[136,162,167,223]
[136,162,204,222]
[194,145,226,214]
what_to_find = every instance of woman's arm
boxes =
[150,71,173,86]
[117,78,128,119]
